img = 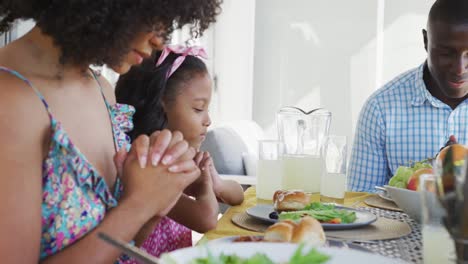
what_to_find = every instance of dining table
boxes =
[201,187,425,264]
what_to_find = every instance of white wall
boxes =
[0,19,35,47]
[211,0,256,125]
[381,0,433,83]
[14,20,35,37]
[251,0,434,144]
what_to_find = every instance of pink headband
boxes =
[155,45,208,78]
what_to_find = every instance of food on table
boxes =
[290,217,326,245]
[388,135,468,191]
[232,236,264,242]
[437,143,468,193]
[273,190,311,212]
[276,202,357,224]
[232,217,325,246]
[436,143,468,165]
[189,244,330,264]
[269,211,279,220]
[263,221,295,242]
[406,168,433,191]
[388,161,432,189]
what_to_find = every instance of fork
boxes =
[98,232,159,264]
[327,236,378,244]
[374,186,387,192]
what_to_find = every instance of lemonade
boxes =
[282,155,322,193]
[256,159,283,200]
[423,225,455,264]
[320,172,346,203]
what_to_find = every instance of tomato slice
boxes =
[327,218,342,224]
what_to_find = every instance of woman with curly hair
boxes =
[0,0,222,263]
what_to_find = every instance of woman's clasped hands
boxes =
[115,129,201,220]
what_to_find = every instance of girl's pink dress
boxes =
[120,218,192,263]
[141,217,192,257]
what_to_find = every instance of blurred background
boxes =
[1,0,434,146]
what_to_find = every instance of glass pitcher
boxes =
[277,107,331,193]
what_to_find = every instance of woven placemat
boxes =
[325,216,411,241]
[364,196,402,212]
[231,213,270,232]
[232,212,411,242]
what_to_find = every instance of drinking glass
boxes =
[256,140,284,201]
[320,135,347,204]
[421,174,456,264]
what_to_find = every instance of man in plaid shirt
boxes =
[349,0,468,192]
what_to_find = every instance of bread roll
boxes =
[263,216,326,245]
[273,190,311,212]
[291,216,326,246]
[263,221,295,242]
[280,219,298,229]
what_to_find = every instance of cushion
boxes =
[222,120,264,156]
[242,152,257,176]
[200,127,248,175]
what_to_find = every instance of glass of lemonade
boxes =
[256,140,284,201]
[282,154,322,193]
[421,174,455,264]
[320,135,347,204]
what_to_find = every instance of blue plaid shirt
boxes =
[348,63,468,192]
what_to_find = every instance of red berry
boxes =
[449,135,457,143]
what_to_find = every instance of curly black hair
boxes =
[115,50,208,141]
[0,0,222,67]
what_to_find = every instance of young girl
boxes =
[115,46,245,255]
[0,1,222,263]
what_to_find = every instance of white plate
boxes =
[245,204,377,230]
[208,236,373,253]
[375,186,394,202]
[378,192,394,202]
[160,242,405,264]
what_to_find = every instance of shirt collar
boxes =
[411,62,445,108]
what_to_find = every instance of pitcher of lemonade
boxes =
[277,107,331,193]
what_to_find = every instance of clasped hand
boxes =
[114,130,200,219]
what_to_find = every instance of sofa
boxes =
[200,120,264,180]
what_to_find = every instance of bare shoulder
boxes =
[95,72,117,105]
[0,70,50,147]
[0,45,49,168]
[0,58,46,261]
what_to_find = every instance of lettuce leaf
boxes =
[190,246,330,264]
[279,203,357,224]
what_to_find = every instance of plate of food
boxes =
[246,190,377,230]
[217,216,327,247]
[160,242,404,264]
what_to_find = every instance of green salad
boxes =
[187,245,330,264]
[278,202,357,224]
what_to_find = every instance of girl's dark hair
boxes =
[115,50,208,141]
[0,0,222,67]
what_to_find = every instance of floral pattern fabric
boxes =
[120,218,192,263]
[0,67,134,259]
[40,103,135,258]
